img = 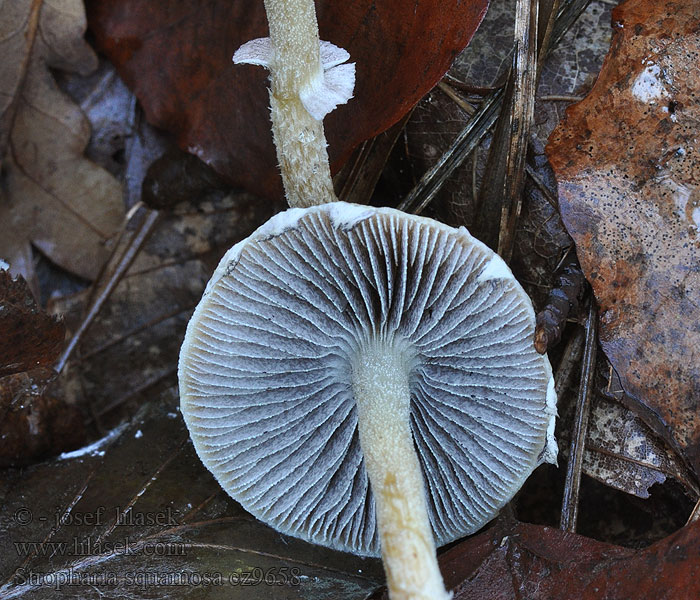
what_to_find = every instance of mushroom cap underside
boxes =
[179,202,557,557]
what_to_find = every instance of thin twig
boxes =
[55,209,160,373]
[560,297,598,532]
[96,366,177,417]
[524,163,559,208]
[474,0,539,256]
[546,0,593,54]
[441,73,499,95]
[496,0,539,262]
[538,94,585,101]
[397,89,503,215]
[334,113,410,205]
[396,0,592,219]
[554,325,585,396]
[437,81,476,116]
[686,497,700,525]
[468,153,478,218]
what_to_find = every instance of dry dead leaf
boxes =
[0,0,124,290]
[583,395,698,499]
[547,0,700,476]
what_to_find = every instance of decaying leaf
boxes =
[86,0,489,201]
[583,394,698,499]
[0,269,84,465]
[0,269,64,378]
[0,0,124,289]
[436,520,700,600]
[0,369,85,468]
[534,252,584,353]
[367,518,700,599]
[0,399,383,599]
[547,0,700,475]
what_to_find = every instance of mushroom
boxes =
[179,202,557,600]
[233,0,355,207]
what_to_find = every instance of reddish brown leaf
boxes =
[0,369,85,467]
[546,0,700,475]
[445,520,700,599]
[0,271,84,465]
[370,520,700,599]
[0,270,64,378]
[86,0,489,200]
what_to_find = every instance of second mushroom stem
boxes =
[352,340,450,600]
[264,0,337,206]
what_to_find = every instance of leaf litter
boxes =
[0,0,124,292]
[1,0,700,597]
[0,399,383,599]
[0,269,85,467]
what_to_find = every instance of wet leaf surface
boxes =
[0,399,383,599]
[0,0,125,290]
[547,0,700,476]
[86,0,489,201]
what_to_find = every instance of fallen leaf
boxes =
[0,398,383,599]
[510,142,574,311]
[0,369,85,467]
[368,519,700,599]
[0,270,64,378]
[443,520,700,599]
[86,0,489,200]
[142,148,228,210]
[546,0,700,475]
[532,0,613,142]
[0,0,125,289]
[583,394,698,499]
[0,269,84,465]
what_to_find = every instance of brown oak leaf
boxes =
[0,0,125,290]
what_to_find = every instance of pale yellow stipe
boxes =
[264,0,336,207]
[353,339,451,600]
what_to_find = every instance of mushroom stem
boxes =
[263,0,336,207]
[352,339,451,600]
